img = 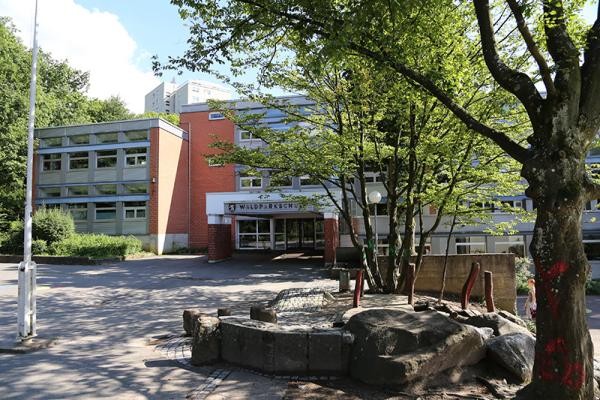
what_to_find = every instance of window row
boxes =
[39,183,148,198]
[40,130,148,148]
[455,235,525,257]
[43,201,147,221]
[42,148,148,171]
[238,174,322,190]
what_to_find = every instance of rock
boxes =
[464,313,532,337]
[218,308,231,317]
[250,305,277,323]
[498,310,528,328]
[473,326,495,340]
[182,309,202,336]
[486,332,535,382]
[344,309,486,385]
[191,315,221,366]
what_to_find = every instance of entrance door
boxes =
[285,218,316,249]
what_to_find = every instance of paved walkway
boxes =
[0,254,336,400]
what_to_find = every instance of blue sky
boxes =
[0,0,598,113]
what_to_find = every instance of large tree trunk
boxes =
[518,151,594,399]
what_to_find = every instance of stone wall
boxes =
[380,254,516,313]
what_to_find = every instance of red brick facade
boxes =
[179,113,236,249]
[208,224,233,262]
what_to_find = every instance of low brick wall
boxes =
[380,254,516,313]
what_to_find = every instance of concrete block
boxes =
[308,330,347,375]
[220,320,274,372]
[273,331,308,374]
[191,315,221,366]
[183,309,203,336]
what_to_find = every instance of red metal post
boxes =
[461,262,481,310]
[484,270,495,312]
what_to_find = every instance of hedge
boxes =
[50,234,142,258]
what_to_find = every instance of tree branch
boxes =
[506,0,556,97]
[473,0,543,120]
[580,12,600,137]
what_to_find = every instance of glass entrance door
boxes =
[286,219,300,248]
[301,219,314,248]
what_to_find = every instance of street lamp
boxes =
[368,190,382,256]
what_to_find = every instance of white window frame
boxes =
[69,152,89,170]
[42,154,61,171]
[240,176,262,189]
[239,130,253,141]
[237,219,271,249]
[455,237,486,254]
[123,202,146,219]
[94,202,117,221]
[125,148,147,167]
[96,150,118,169]
[208,112,225,120]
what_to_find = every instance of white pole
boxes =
[18,0,40,340]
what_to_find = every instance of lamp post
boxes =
[18,0,40,340]
[368,190,382,256]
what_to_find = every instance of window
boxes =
[69,135,89,145]
[96,132,118,144]
[67,203,87,221]
[498,199,526,212]
[123,201,146,219]
[300,176,320,186]
[269,176,292,187]
[124,130,147,141]
[240,176,262,189]
[494,235,525,257]
[96,150,117,168]
[69,152,89,170]
[42,154,61,171]
[368,203,388,215]
[96,184,117,195]
[41,137,62,148]
[40,187,61,198]
[67,186,88,197]
[95,202,116,220]
[125,148,147,167]
[123,183,148,194]
[584,234,600,260]
[240,130,253,141]
[208,112,225,120]
[238,219,271,249]
[455,236,486,254]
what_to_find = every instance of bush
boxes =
[0,220,24,254]
[32,239,48,255]
[515,257,532,295]
[587,279,600,295]
[32,208,74,245]
[50,234,142,258]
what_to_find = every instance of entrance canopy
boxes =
[207,190,340,218]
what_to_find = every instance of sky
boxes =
[0,0,233,113]
[0,0,598,114]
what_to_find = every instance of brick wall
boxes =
[208,224,232,262]
[179,112,235,249]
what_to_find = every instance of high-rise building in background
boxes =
[144,80,231,114]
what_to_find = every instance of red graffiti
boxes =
[534,259,569,318]
[537,337,585,390]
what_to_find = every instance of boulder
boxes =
[191,315,221,366]
[498,310,528,328]
[344,309,486,385]
[486,333,535,382]
[182,309,202,336]
[464,313,532,337]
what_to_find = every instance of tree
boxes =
[160,0,600,397]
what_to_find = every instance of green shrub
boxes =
[32,239,48,255]
[515,257,532,295]
[50,234,142,258]
[0,220,24,254]
[32,208,74,245]
[586,279,600,295]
